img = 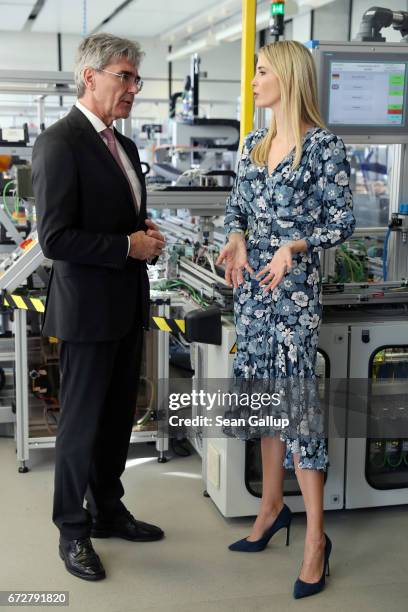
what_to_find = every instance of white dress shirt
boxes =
[75,100,142,256]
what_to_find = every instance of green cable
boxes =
[386,450,403,468]
[2,179,14,194]
[166,280,199,300]
[345,255,355,282]
[155,279,209,307]
[341,252,354,282]
[338,243,366,282]
[346,252,360,272]
[349,257,362,281]
[351,254,364,275]
[343,251,364,282]
[2,180,15,219]
[336,250,349,280]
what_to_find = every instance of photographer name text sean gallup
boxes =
[168,415,290,428]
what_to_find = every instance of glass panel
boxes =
[328,144,392,283]
[245,351,328,497]
[366,345,408,490]
[334,234,385,283]
[347,144,390,228]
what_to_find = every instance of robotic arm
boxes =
[355,6,408,42]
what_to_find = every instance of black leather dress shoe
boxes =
[90,509,164,542]
[59,537,106,581]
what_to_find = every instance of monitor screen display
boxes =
[316,48,408,141]
[328,60,407,127]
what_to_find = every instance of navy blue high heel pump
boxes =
[293,533,332,599]
[228,504,292,552]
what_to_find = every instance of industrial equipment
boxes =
[148,40,408,516]
[3,38,408,519]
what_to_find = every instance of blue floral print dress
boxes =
[223,127,355,470]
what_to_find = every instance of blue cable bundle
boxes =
[382,227,391,281]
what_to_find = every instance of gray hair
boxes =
[74,32,144,97]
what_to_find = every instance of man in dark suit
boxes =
[32,33,165,581]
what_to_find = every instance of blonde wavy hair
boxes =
[250,40,325,170]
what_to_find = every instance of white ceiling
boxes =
[29,0,222,37]
[0,0,315,42]
[31,0,122,34]
[107,0,220,38]
[0,1,36,31]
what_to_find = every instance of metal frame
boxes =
[13,299,170,472]
[147,189,230,215]
[130,301,170,460]
[345,317,408,508]
[14,309,29,472]
[0,234,45,293]
[311,41,408,144]
[0,198,25,245]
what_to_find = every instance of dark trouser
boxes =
[53,325,144,540]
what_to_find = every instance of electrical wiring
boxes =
[205,250,216,275]
[14,193,22,215]
[192,245,219,278]
[2,180,16,218]
[355,258,364,276]
[336,246,366,282]
[338,250,355,281]
[193,245,205,264]
[383,227,391,281]
[43,399,59,435]
[347,253,362,276]
[343,252,355,281]
[154,278,210,308]
[350,243,367,278]
[386,450,403,468]
[349,255,364,280]
[175,168,203,186]
[135,376,155,427]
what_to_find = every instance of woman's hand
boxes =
[256,245,293,293]
[216,233,254,288]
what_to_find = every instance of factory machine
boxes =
[0,66,239,470]
[143,36,408,516]
[148,52,240,188]
[311,36,408,512]
[0,116,174,470]
[2,29,408,517]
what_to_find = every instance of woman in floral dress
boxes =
[216,41,355,598]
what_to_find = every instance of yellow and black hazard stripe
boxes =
[1,293,187,335]
[150,316,185,334]
[1,294,225,346]
[2,292,45,313]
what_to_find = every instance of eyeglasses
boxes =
[98,69,144,92]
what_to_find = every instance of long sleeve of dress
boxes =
[304,135,355,253]
[223,133,253,237]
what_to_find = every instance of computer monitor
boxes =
[311,42,408,143]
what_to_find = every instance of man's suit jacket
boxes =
[32,105,150,342]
